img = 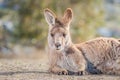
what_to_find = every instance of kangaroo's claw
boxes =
[57,69,68,75]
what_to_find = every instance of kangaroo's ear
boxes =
[63,8,73,25]
[44,8,56,26]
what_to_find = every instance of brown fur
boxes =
[44,8,120,75]
[76,37,120,75]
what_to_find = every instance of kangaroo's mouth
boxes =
[56,47,61,50]
[56,48,61,50]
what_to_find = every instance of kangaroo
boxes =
[44,8,86,75]
[44,8,120,75]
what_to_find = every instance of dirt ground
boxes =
[0,53,120,80]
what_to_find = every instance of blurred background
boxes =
[0,0,119,59]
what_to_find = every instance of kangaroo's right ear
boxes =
[44,8,56,27]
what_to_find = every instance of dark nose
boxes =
[55,43,61,48]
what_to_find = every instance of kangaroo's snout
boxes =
[55,43,61,50]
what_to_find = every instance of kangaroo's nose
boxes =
[55,43,61,48]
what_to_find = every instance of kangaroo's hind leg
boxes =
[96,60,120,75]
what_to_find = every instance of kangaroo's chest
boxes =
[57,53,78,72]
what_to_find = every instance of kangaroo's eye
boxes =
[63,33,66,37]
[51,33,54,37]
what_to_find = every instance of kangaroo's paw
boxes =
[77,71,83,75]
[49,67,68,75]
[57,69,68,75]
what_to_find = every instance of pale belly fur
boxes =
[57,54,79,72]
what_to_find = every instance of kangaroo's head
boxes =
[44,8,73,51]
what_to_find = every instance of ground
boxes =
[0,53,120,80]
[0,60,120,80]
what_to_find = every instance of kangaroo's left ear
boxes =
[63,8,73,25]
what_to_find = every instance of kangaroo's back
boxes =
[76,37,120,75]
